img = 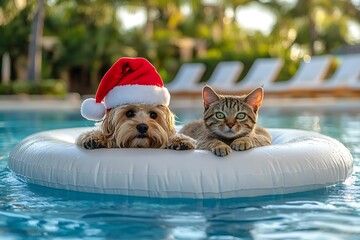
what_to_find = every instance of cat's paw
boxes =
[211,144,232,157]
[168,134,196,150]
[230,138,253,151]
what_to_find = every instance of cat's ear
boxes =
[203,85,220,109]
[245,87,263,112]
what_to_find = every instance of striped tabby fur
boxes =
[180,85,271,157]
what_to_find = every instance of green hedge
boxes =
[0,79,67,96]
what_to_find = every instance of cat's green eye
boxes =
[236,112,246,120]
[215,112,225,119]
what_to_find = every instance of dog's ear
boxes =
[161,106,176,135]
[101,111,115,136]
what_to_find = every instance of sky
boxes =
[235,2,276,35]
[117,4,276,35]
[117,8,146,30]
[117,3,360,41]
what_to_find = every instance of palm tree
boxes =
[47,0,126,93]
[0,0,32,82]
[265,0,360,56]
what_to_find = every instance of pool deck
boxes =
[0,93,81,111]
[0,94,360,113]
[170,96,360,113]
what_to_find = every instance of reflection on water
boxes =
[0,110,359,239]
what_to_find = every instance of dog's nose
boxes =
[136,123,148,134]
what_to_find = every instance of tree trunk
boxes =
[90,61,101,93]
[26,0,45,83]
[309,13,317,55]
[1,52,11,83]
[144,0,153,39]
[308,0,317,55]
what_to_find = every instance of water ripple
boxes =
[0,110,359,239]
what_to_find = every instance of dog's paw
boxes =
[211,144,232,157]
[76,130,106,150]
[168,134,196,150]
[168,142,193,150]
[82,138,102,149]
[230,138,253,151]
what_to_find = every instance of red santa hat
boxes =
[81,57,170,121]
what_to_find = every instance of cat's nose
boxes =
[136,123,149,134]
[226,122,235,128]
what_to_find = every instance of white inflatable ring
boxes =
[8,127,353,199]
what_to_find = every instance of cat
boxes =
[180,85,271,157]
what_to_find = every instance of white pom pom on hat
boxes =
[80,57,170,121]
[81,98,106,121]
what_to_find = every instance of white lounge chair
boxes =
[267,54,360,97]
[307,54,360,96]
[170,61,244,95]
[349,78,360,96]
[226,58,284,93]
[166,63,206,93]
[266,55,332,95]
[203,61,244,92]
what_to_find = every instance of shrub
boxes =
[0,79,67,96]
[38,79,67,96]
[0,84,12,94]
[12,81,33,94]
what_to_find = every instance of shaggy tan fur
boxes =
[76,104,196,150]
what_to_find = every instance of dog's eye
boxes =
[149,111,157,119]
[126,110,135,118]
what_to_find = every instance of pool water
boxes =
[0,109,359,239]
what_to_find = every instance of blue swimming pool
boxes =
[0,109,359,239]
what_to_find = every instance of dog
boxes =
[76,104,196,150]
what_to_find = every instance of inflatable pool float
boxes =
[8,127,353,199]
